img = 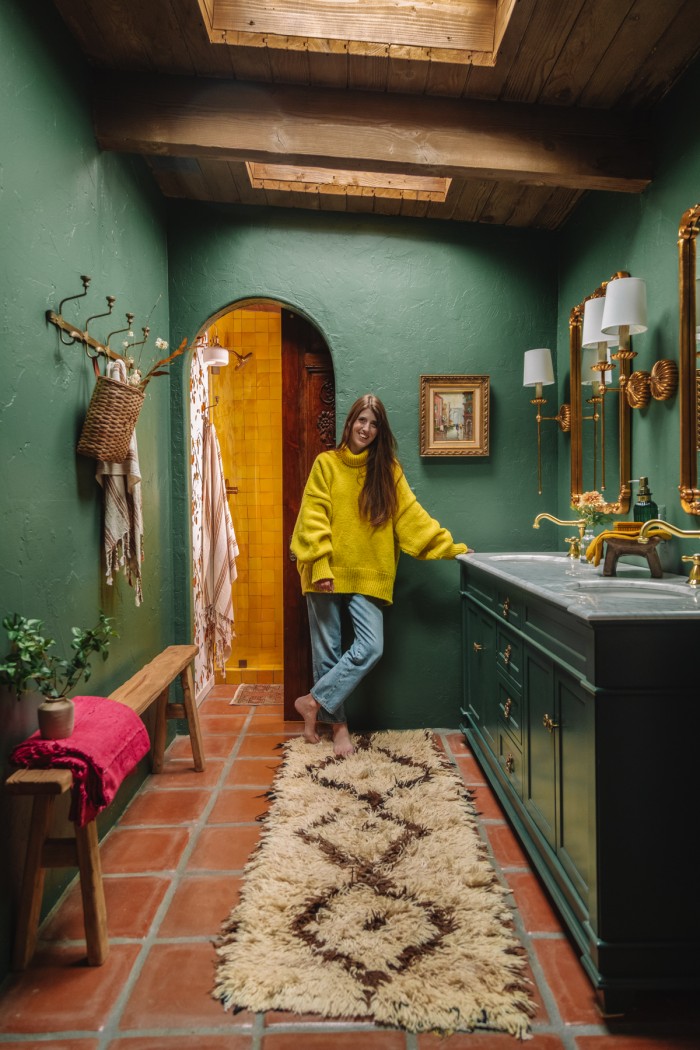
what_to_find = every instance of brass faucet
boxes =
[638,519,700,586]
[533,512,587,544]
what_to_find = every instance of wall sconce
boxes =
[523,347,571,495]
[202,332,230,370]
[582,295,618,491]
[601,276,678,408]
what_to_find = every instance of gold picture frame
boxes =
[419,374,490,457]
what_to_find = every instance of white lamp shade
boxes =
[523,347,554,387]
[202,343,229,369]
[601,276,647,335]
[582,296,618,348]
[580,347,598,386]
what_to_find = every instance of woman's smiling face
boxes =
[347,407,379,453]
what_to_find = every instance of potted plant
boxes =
[0,612,117,739]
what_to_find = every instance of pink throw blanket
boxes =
[11,696,150,826]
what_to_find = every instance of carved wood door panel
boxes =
[281,310,335,718]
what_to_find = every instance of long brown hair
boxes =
[338,394,399,525]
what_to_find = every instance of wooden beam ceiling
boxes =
[93,74,651,194]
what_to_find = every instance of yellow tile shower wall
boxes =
[210,307,283,685]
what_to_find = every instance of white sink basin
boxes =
[567,579,693,597]
[490,554,566,564]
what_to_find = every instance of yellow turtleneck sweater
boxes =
[290,448,467,605]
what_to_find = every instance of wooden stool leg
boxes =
[151,685,170,773]
[180,663,206,771]
[12,796,54,970]
[74,820,108,966]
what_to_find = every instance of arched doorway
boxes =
[190,301,335,714]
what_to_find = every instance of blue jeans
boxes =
[306,592,384,725]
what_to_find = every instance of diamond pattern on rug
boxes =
[213,730,535,1037]
[230,684,284,705]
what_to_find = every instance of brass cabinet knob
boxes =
[473,642,484,652]
[506,753,515,774]
[504,698,512,720]
[501,596,511,619]
[502,643,512,666]
[543,713,559,732]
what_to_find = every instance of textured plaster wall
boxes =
[0,0,172,976]
[168,205,559,730]
[556,60,700,544]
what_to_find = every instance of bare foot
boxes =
[294,693,320,744]
[332,722,354,757]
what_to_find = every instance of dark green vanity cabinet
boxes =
[459,558,700,1011]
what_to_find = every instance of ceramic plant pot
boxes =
[37,698,75,740]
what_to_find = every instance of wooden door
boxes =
[282,311,335,719]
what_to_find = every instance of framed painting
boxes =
[419,374,490,457]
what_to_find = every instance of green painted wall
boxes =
[0,0,172,977]
[168,206,559,730]
[556,61,700,538]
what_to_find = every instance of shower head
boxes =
[231,349,253,370]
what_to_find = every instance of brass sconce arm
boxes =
[533,513,587,542]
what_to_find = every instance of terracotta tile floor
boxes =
[0,687,698,1049]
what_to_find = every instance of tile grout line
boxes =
[93,703,261,1050]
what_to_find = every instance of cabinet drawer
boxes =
[497,676,522,746]
[497,731,523,798]
[496,627,522,685]
[496,588,523,628]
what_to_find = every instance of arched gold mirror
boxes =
[679,204,700,515]
[569,273,632,515]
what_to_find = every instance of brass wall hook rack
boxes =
[47,276,130,365]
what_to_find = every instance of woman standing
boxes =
[290,394,468,756]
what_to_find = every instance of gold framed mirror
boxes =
[679,204,700,515]
[569,273,632,515]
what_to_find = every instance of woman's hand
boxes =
[314,578,335,592]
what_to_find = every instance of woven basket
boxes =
[77,374,145,462]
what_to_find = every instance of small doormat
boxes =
[230,683,284,706]
[213,730,534,1037]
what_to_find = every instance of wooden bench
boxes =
[5,643,203,969]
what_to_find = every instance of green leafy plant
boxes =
[0,613,117,700]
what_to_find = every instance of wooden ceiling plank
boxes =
[504,184,556,227]
[500,0,587,104]
[348,43,390,93]
[536,0,636,108]
[373,194,403,216]
[53,0,155,70]
[170,0,237,77]
[229,160,266,204]
[266,38,311,84]
[93,74,652,193]
[387,47,430,95]
[211,0,497,53]
[450,179,498,223]
[534,187,585,230]
[227,35,274,81]
[198,158,242,201]
[576,0,683,110]
[614,0,700,111]
[464,0,537,99]
[424,59,472,98]
[306,38,349,89]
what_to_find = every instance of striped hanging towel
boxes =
[95,359,144,605]
[202,418,239,672]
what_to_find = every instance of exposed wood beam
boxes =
[92,73,651,193]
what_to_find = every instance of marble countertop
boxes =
[457,551,700,621]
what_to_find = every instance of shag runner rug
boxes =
[213,730,534,1038]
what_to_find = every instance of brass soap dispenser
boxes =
[633,476,659,523]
